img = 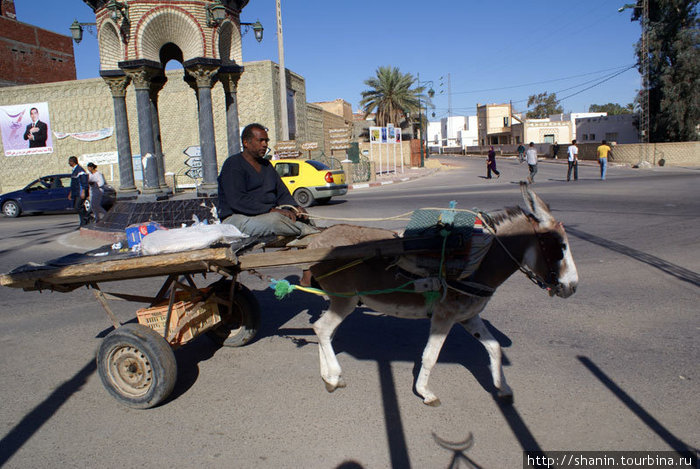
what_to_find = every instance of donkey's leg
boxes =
[312,296,356,392]
[415,316,454,407]
[460,316,513,402]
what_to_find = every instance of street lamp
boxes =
[105,0,129,23]
[69,19,96,44]
[416,76,435,168]
[206,0,228,27]
[241,20,264,43]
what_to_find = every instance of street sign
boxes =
[185,157,202,168]
[185,168,202,179]
[183,145,201,157]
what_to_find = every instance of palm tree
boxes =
[359,66,430,127]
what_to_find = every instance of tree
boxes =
[359,66,430,127]
[589,103,635,114]
[526,92,563,118]
[628,0,700,141]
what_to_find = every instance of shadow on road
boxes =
[0,360,96,466]
[577,356,692,453]
[566,226,700,287]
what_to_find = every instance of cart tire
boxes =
[97,323,177,409]
[207,282,261,347]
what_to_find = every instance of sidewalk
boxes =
[348,163,440,190]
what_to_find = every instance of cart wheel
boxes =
[97,323,177,409]
[207,281,261,347]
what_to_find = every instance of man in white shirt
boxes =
[567,140,579,181]
[525,142,538,183]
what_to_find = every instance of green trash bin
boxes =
[347,142,360,163]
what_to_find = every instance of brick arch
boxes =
[135,7,206,64]
[98,21,123,70]
[215,20,242,65]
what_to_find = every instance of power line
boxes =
[450,64,634,95]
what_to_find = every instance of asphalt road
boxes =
[0,156,698,468]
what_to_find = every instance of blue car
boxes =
[0,174,115,218]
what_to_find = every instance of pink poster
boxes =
[0,102,53,156]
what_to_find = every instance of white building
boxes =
[550,112,607,140]
[575,114,639,144]
[427,115,478,151]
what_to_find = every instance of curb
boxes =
[348,168,439,190]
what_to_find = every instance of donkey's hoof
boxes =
[324,380,337,393]
[423,397,441,407]
[336,377,347,389]
[497,391,514,405]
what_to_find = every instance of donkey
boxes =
[307,183,578,406]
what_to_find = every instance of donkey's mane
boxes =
[485,206,526,230]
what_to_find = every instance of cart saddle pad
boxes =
[397,208,493,280]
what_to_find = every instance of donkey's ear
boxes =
[520,182,554,226]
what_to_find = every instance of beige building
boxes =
[0,60,308,193]
[522,118,572,145]
[477,103,520,145]
[312,99,353,124]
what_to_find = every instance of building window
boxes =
[605,132,618,142]
[286,88,296,140]
[582,134,588,141]
[590,133,595,141]
[544,134,555,144]
[503,117,509,127]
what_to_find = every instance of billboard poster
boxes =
[370,127,381,143]
[381,127,387,143]
[387,125,395,142]
[0,102,53,156]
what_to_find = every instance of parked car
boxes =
[0,174,116,218]
[270,159,347,208]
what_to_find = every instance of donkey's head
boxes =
[520,183,578,298]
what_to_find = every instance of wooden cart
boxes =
[0,236,425,409]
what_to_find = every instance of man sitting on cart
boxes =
[217,123,318,238]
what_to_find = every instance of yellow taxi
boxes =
[271,158,347,207]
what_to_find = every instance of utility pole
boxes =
[640,0,650,161]
[276,0,289,141]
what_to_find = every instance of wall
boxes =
[0,16,76,87]
[0,60,307,193]
[575,141,699,166]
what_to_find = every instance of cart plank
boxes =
[0,247,236,290]
[1,236,435,291]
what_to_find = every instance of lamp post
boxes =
[276,0,289,141]
[416,75,435,168]
[241,20,264,42]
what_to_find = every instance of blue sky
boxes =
[17,0,642,120]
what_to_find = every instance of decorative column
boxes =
[121,61,164,197]
[184,58,221,197]
[149,74,169,191]
[101,71,138,199]
[219,65,244,157]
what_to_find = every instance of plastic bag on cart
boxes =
[141,223,248,255]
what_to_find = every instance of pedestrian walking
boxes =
[567,140,579,181]
[526,142,538,183]
[87,162,108,221]
[597,139,612,180]
[552,141,560,159]
[67,156,90,227]
[517,143,525,164]
[486,146,500,179]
